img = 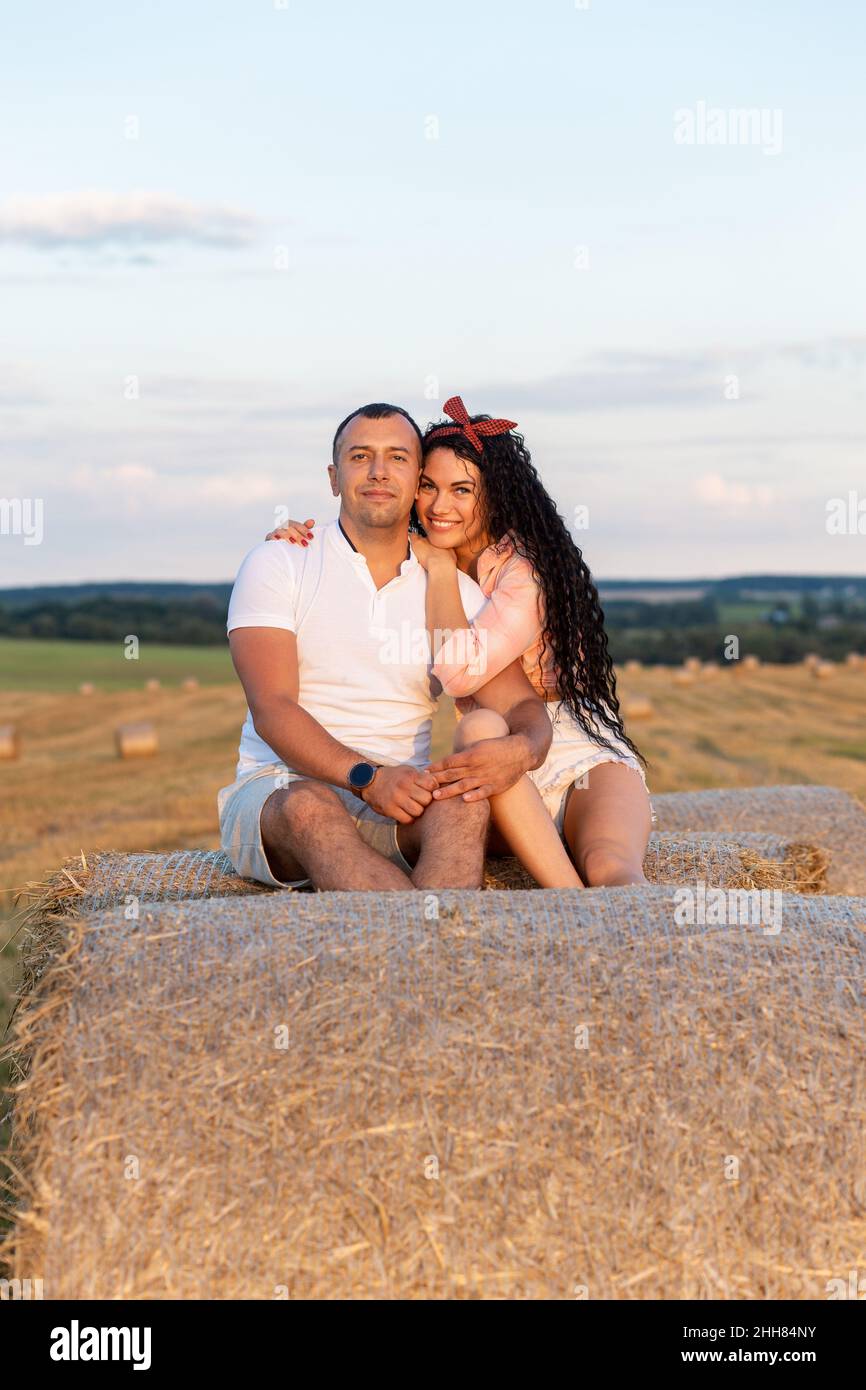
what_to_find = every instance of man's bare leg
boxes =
[261,781,413,890]
[397,794,490,889]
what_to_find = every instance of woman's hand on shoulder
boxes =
[265,517,316,546]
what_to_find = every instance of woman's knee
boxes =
[579,839,647,887]
[453,708,510,750]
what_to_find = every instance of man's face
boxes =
[328,414,421,530]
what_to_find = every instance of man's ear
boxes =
[327,462,339,497]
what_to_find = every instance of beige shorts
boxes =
[217,763,414,889]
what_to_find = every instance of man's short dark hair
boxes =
[331,403,422,463]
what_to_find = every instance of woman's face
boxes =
[415,446,487,551]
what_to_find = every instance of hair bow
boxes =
[427,395,517,454]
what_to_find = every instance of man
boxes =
[218,402,553,891]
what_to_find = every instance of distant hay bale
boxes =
[683,656,702,672]
[701,661,720,677]
[622,696,654,720]
[671,669,695,686]
[623,659,642,672]
[654,784,866,894]
[0,724,20,760]
[803,652,821,670]
[114,722,158,759]
[181,677,200,692]
[813,661,835,679]
[78,682,95,696]
[845,652,863,668]
[145,678,161,692]
[4,886,865,1299]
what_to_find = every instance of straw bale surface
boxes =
[19,829,828,918]
[4,886,866,1299]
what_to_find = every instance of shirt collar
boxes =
[334,517,414,569]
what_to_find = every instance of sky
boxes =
[1,0,864,585]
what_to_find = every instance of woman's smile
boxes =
[416,444,486,551]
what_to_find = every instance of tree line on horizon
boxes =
[0,588,863,666]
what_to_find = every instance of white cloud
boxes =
[112,463,158,483]
[67,462,284,511]
[201,474,286,503]
[694,473,774,507]
[0,191,258,248]
[474,337,866,414]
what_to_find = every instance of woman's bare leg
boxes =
[562,760,652,886]
[453,709,583,888]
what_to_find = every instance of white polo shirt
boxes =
[227,519,488,777]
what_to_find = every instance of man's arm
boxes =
[427,659,552,802]
[230,627,358,785]
[229,627,438,823]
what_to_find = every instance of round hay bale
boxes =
[78,682,95,696]
[683,656,702,672]
[645,831,828,893]
[623,659,642,673]
[671,668,695,686]
[22,831,827,917]
[741,654,761,670]
[0,724,20,760]
[180,677,200,692]
[700,661,720,677]
[803,652,821,670]
[115,722,158,758]
[6,886,866,1300]
[653,783,866,894]
[145,678,161,693]
[622,695,654,720]
[813,661,835,679]
[18,850,275,916]
[844,652,863,668]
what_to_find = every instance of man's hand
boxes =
[427,733,534,803]
[361,763,441,823]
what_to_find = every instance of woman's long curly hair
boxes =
[417,412,646,766]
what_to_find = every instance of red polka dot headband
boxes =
[426,395,518,455]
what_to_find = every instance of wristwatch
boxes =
[347,761,380,800]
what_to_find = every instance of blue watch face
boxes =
[349,761,377,789]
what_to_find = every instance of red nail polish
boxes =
[302,539,308,547]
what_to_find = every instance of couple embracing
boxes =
[218,396,655,891]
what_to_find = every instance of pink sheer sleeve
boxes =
[432,554,544,697]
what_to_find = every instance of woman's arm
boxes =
[428,658,553,799]
[430,553,545,698]
[424,553,472,658]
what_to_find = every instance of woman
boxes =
[266,396,655,887]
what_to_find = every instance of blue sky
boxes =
[1,0,864,583]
